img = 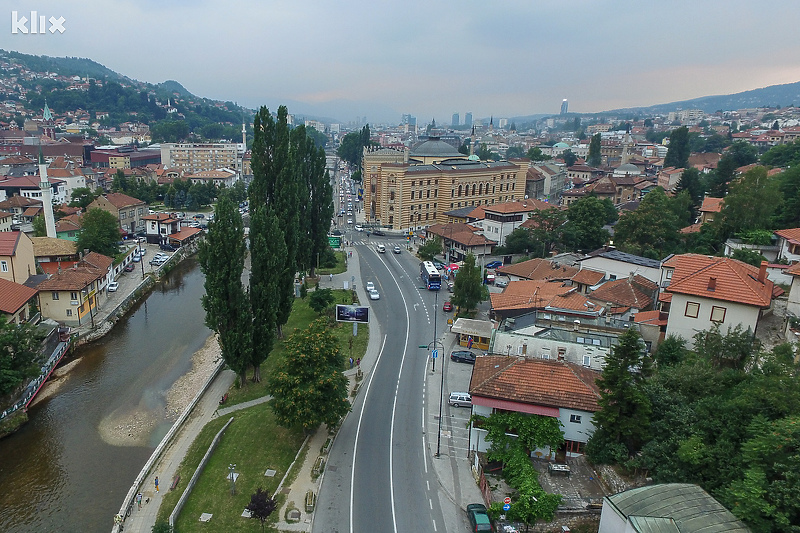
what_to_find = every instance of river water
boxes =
[0,258,211,533]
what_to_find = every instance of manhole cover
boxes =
[264,469,277,477]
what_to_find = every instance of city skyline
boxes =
[6,1,800,123]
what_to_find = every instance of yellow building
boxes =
[362,138,527,231]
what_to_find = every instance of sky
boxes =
[4,0,800,124]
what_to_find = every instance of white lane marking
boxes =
[432,519,438,531]
[350,334,388,533]
[429,498,433,509]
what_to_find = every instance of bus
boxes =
[420,261,442,290]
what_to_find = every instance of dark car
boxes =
[194,213,205,219]
[331,229,342,235]
[485,260,503,269]
[450,350,476,364]
[466,503,493,532]
[372,230,385,236]
[160,243,177,252]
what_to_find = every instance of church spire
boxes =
[43,100,53,121]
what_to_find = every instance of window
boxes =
[583,355,591,366]
[66,309,72,317]
[685,301,700,318]
[52,292,59,300]
[120,212,127,220]
[0,260,7,272]
[710,305,727,323]
[71,292,79,301]
[569,414,582,423]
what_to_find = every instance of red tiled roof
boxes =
[469,356,601,413]
[0,277,37,314]
[633,310,668,326]
[774,228,800,244]
[490,280,573,311]
[699,197,723,213]
[35,265,104,291]
[498,258,578,281]
[680,223,703,234]
[169,227,202,242]
[103,192,145,209]
[786,262,800,276]
[80,251,113,272]
[590,277,654,309]
[483,199,551,215]
[666,255,773,308]
[0,231,22,256]
[571,268,605,286]
[142,213,178,223]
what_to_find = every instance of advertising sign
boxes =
[335,304,370,324]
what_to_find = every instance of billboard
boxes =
[336,304,370,324]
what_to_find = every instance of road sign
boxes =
[432,349,438,359]
[503,497,511,504]
[503,503,510,511]
[328,235,341,248]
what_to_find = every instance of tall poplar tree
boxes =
[199,192,251,385]
[587,133,602,167]
[664,126,690,168]
[248,205,285,382]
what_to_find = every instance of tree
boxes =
[268,318,350,431]
[613,188,683,258]
[693,324,757,371]
[562,196,615,252]
[654,335,687,368]
[69,187,99,209]
[717,166,780,237]
[664,126,690,168]
[308,288,334,315]
[525,147,549,162]
[199,193,252,386]
[731,248,767,267]
[0,315,45,396]
[505,146,525,159]
[246,487,277,533]
[587,328,652,462]
[587,133,602,167]
[561,149,577,167]
[248,205,285,383]
[151,521,173,533]
[674,167,704,218]
[451,253,486,314]
[773,166,800,228]
[525,208,568,257]
[32,215,47,237]
[417,237,442,261]
[707,141,759,196]
[76,208,121,257]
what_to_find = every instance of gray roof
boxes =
[410,137,464,158]
[606,484,750,533]
[444,205,478,218]
[582,247,662,269]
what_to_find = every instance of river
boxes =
[0,258,211,533]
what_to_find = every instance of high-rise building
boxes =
[464,112,473,128]
[452,113,459,127]
[560,99,569,115]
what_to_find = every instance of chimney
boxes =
[707,277,716,291]
[758,260,767,283]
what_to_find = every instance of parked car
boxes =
[347,219,353,224]
[194,213,205,219]
[107,281,120,292]
[450,350,477,364]
[132,254,141,262]
[393,245,402,254]
[485,260,503,269]
[443,301,453,312]
[331,229,342,236]
[485,271,496,284]
[160,243,177,252]
[495,278,509,288]
[369,289,380,300]
[466,503,493,532]
[124,263,135,272]
[449,392,472,408]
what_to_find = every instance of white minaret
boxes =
[38,151,57,238]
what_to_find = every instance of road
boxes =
[314,227,454,532]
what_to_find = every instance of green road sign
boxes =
[328,235,342,248]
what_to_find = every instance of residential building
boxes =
[87,192,147,235]
[578,247,662,284]
[0,277,39,324]
[424,223,496,263]
[160,142,243,175]
[698,197,723,224]
[35,252,112,326]
[0,211,11,232]
[474,199,552,246]
[142,213,180,244]
[31,237,79,275]
[469,356,601,458]
[599,484,749,533]
[89,146,161,169]
[0,174,67,204]
[662,255,776,347]
[55,214,82,241]
[589,274,658,320]
[496,257,578,283]
[774,227,800,263]
[184,169,237,188]
[785,262,800,318]
[0,230,36,284]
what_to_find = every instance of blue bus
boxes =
[420,261,442,290]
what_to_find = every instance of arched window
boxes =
[472,184,477,196]
[458,185,462,197]
[411,190,415,200]
[478,183,483,195]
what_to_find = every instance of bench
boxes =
[170,475,180,491]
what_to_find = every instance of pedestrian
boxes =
[329,273,333,281]
[155,476,159,493]
[137,493,142,510]
[356,358,360,368]
[349,357,354,368]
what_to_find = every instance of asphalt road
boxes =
[314,230,450,532]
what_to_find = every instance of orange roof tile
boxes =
[571,268,605,286]
[0,231,23,256]
[498,258,578,281]
[666,255,773,308]
[775,228,800,244]
[470,356,601,413]
[169,227,202,242]
[490,280,573,311]
[103,192,145,209]
[0,278,37,314]
[633,310,668,326]
[699,197,723,213]
[35,265,104,291]
[590,277,654,309]
[786,262,800,276]
[483,199,551,214]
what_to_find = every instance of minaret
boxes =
[469,126,475,157]
[38,151,57,238]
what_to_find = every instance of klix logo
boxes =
[11,11,66,34]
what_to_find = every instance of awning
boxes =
[472,396,559,417]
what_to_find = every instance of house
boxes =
[570,268,605,294]
[55,214,83,241]
[35,252,112,326]
[598,483,749,533]
[663,255,776,347]
[184,169,237,188]
[0,211,11,232]
[698,197,723,224]
[425,222,496,263]
[0,230,36,284]
[589,274,658,321]
[31,237,79,275]
[578,247,662,284]
[164,226,203,249]
[489,280,575,320]
[0,277,39,325]
[469,356,601,458]
[497,257,578,283]
[785,261,800,319]
[87,192,148,236]
[142,212,181,244]
[774,227,800,264]
[451,318,494,351]
[473,199,553,246]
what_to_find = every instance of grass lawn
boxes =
[160,403,306,532]
[224,289,368,407]
[317,251,347,275]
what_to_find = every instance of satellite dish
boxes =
[525,195,529,199]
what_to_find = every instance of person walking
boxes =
[329,273,333,281]
[155,476,159,493]
[137,492,143,510]
[356,358,360,368]
[349,357,354,368]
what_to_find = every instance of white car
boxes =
[495,278,509,288]
[355,225,363,232]
[369,289,380,300]
[347,218,353,224]
[107,281,120,292]
[366,281,375,292]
